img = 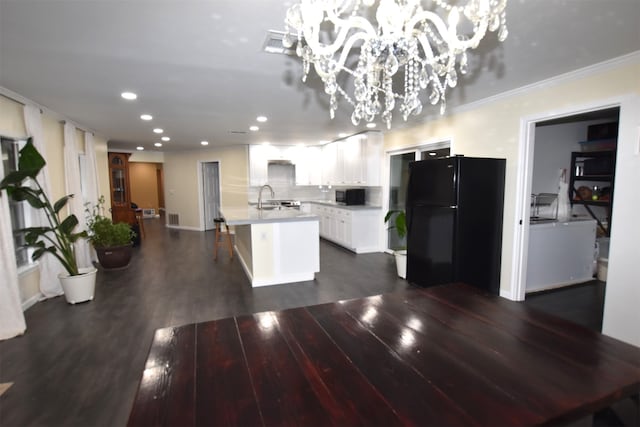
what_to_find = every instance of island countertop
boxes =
[222,207,319,226]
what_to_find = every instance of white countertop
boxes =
[529,217,596,228]
[307,200,382,210]
[222,207,319,226]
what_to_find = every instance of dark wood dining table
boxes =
[127,283,640,426]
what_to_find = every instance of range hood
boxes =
[267,161,295,186]
[268,159,293,165]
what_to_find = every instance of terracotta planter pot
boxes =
[96,244,133,269]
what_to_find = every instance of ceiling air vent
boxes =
[229,130,248,135]
[263,30,297,56]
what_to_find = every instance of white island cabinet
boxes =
[310,202,381,253]
[222,207,320,287]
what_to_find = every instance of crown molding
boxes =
[450,51,640,116]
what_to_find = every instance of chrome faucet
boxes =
[258,184,274,210]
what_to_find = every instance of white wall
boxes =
[531,123,584,194]
[602,95,640,346]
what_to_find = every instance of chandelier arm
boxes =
[404,10,452,44]
[334,32,371,75]
[302,13,376,57]
[415,33,438,64]
[406,9,490,52]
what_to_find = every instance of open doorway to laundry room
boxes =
[515,105,620,331]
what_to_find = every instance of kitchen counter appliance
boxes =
[335,188,365,205]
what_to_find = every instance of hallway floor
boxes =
[0,218,612,426]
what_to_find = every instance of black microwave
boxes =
[336,188,365,205]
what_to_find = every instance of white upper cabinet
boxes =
[362,131,383,186]
[249,131,382,187]
[294,145,322,186]
[249,144,294,186]
[321,131,382,186]
[321,142,337,185]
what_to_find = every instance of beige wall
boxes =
[384,61,640,298]
[384,59,640,345]
[129,162,162,213]
[0,93,110,307]
[163,145,248,229]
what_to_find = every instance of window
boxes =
[1,137,29,267]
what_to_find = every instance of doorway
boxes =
[202,162,221,231]
[512,105,621,302]
[385,141,450,252]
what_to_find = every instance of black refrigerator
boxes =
[406,156,505,294]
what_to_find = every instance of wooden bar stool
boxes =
[213,217,233,260]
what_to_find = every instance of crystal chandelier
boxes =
[283,0,508,129]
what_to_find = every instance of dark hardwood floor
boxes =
[524,280,607,332]
[0,217,610,427]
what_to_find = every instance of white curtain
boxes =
[63,123,91,269]
[84,132,100,262]
[0,153,27,340]
[24,105,65,297]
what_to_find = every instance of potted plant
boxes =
[384,209,407,279]
[85,196,135,269]
[0,138,97,304]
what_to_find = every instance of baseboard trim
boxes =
[22,293,42,311]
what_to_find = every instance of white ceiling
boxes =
[1,0,639,151]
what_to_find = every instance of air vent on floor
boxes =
[168,213,179,226]
[263,30,297,56]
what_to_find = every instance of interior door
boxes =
[202,162,220,231]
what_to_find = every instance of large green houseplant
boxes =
[0,138,97,303]
[85,196,135,269]
[384,209,407,279]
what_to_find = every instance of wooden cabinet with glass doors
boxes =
[108,152,136,225]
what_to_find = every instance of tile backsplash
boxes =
[248,185,383,206]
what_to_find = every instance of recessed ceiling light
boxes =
[256,116,268,122]
[121,92,137,100]
[249,126,259,131]
[161,136,170,141]
[153,128,163,134]
[201,140,209,146]
[428,152,437,156]
[140,114,153,121]
[366,123,376,128]
[136,146,144,151]
[154,142,163,147]
[338,133,348,138]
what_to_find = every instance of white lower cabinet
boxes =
[311,203,379,253]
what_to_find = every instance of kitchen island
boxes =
[222,207,319,287]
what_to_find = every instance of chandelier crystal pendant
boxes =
[283,0,508,129]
